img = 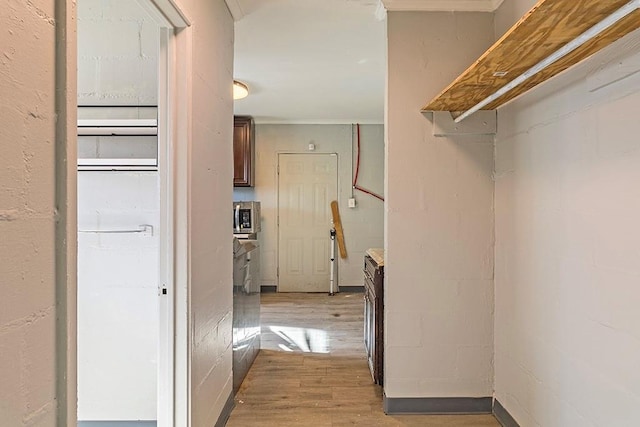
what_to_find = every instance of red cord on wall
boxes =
[353,123,384,202]
[353,124,361,187]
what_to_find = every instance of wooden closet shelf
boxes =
[422,0,640,114]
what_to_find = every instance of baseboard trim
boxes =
[337,286,364,293]
[383,395,492,414]
[493,399,520,427]
[260,285,364,293]
[78,423,156,427]
[214,391,235,427]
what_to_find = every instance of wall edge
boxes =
[493,399,520,427]
[214,391,235,427]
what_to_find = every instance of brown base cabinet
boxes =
[364,254,384,385]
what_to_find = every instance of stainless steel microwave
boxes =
[233,201,261,234]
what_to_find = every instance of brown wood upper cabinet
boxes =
[233,116,254,187]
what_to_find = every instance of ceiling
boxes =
[229,0,504,124]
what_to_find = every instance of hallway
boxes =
[226,293,500,426]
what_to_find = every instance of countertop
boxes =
[366,248,384,267]
[233,237,259,257]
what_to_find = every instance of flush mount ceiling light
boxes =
[233,80,249,100]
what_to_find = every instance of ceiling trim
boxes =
[224,0,244,21]
[149,0,191,27]
[381,0,504,12]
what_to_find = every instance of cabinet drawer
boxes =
[364,270,375,294]
[364,255,379,280]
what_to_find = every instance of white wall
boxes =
[78,0,159,106]
[493,0,533,40]
[77,173,159,420]
[78,0,235,423]
[233,124,385,288]
[172,0,235,425]
[1,0,232,425]
[385,12,495,398]
[0,0,76,425]
[76,1,160,420]
[494,2,640,425]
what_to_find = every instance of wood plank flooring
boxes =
[226,292,500,427]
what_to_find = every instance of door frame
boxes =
[62,1,191,425]
[133,1,191,426]
[276,152,339,292]
[158,25,175,427]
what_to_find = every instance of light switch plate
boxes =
[348,198,356,208]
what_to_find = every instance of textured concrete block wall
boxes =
[385,11,495,398]
[173,0,235,425]
[0,0,72,424]
[494,1,640,425]
[76,1,160,419]
[1,0,233,425]
[78,0,159,106]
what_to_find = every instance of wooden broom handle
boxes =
[330,200,347,259]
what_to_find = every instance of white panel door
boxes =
[278,153,338,292]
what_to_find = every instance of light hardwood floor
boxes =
[226,292,500,427]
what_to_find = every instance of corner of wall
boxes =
[56,0,78,424]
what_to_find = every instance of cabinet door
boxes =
[234,116,254,187]
[364,289,376,381]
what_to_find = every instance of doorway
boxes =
[76,1,179,425]
[277,153,338,292]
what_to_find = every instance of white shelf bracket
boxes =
[428,110,496,137]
